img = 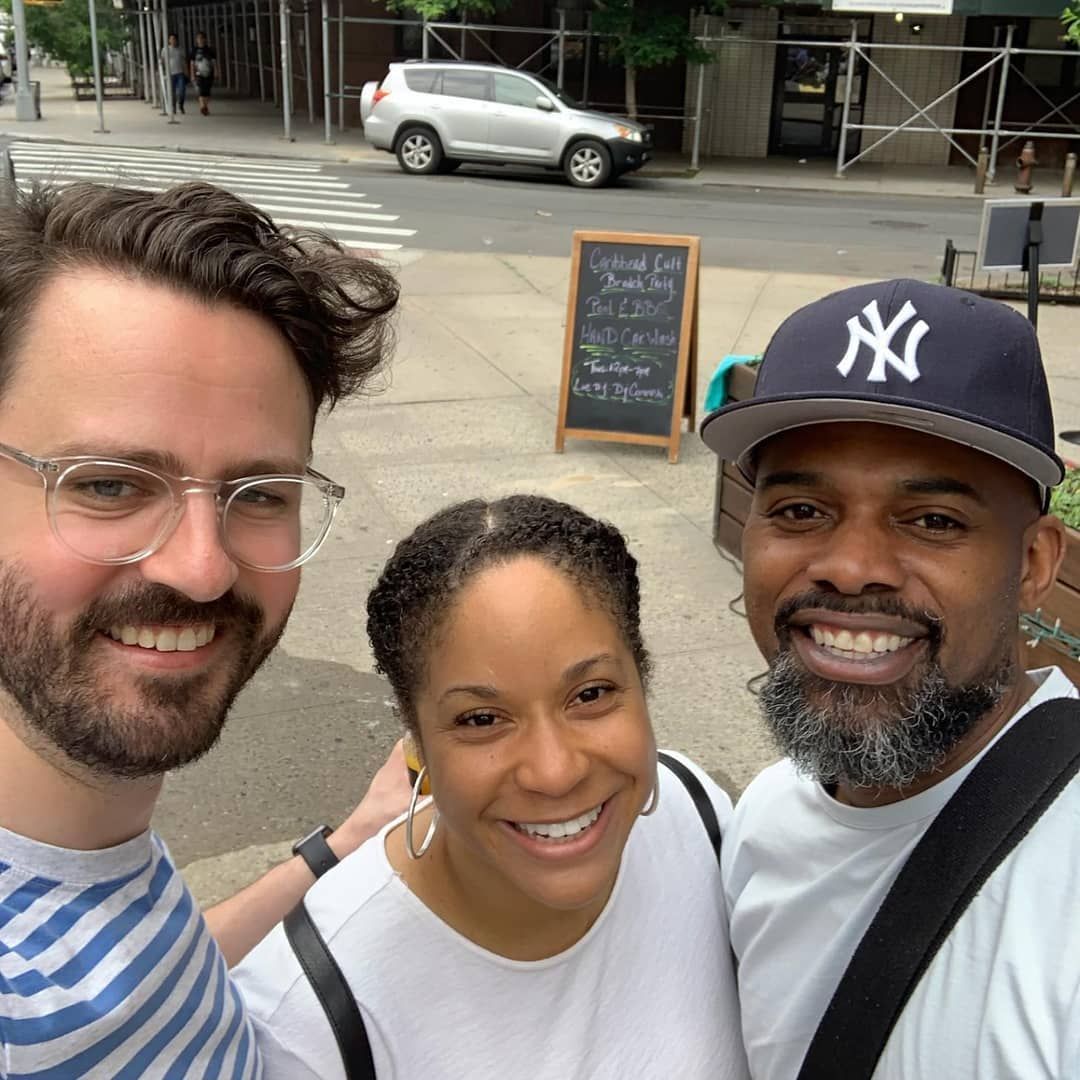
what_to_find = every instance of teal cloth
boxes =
[704,355,762,413]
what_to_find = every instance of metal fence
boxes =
[943,239,1080,304]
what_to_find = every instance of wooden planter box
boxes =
[711,363,1080,682]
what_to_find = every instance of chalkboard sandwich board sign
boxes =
[555,231,700,463]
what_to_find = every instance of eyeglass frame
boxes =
[0,440,346,573]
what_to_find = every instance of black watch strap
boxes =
[292,824,339,879]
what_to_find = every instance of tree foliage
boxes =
[1064,1,1080,46]
[592,0,723,118]
[386,0,509,23]
[0,0,129,77]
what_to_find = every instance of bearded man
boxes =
[702,279,1078,1079]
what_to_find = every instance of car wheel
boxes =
[438,158,462,174]
[395,127,443,175]
[565,140,611,188]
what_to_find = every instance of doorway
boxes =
[769,28,868,157]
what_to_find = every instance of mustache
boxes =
[72,584,264,640]
[774,590,944,650]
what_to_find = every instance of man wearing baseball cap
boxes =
[702,279,1078,1079]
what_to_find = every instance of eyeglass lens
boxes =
[50,463,333,570]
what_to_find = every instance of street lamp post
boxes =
[11,0,38,121]
[88,0,110,132]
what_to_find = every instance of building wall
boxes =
[859,13,967,165]
[683,7,778,158]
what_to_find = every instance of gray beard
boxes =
[0,564,287,781]
[759,647,1013,790]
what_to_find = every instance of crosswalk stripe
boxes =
[248,202,398,222]
[343,240,403,251]
[14,164,350,191]
[11,153,342,183]
[274,217,416,237]
[10,142,418,251]
[10,144,323,173]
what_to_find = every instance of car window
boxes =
[440,71,490,101]
[493,73,543,109]
[403,69,440,93]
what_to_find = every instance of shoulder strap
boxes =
[283,900,377,1080]
[798,694,1080,1080]
[658,750,723,869]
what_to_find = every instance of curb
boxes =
[0,127,386,166]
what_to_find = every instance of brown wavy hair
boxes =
[0,180,399,411]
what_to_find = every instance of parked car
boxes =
[360,61,652,188]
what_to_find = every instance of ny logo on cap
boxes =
[836,299,928,384]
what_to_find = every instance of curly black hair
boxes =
[0,181,398,412]
[367,495,652,734]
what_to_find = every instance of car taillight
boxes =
[373,88,391,105]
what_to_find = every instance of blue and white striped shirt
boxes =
[0,825,259,1079]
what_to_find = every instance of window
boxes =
[440,70,490,101]
[404,68,440,94]
[494,73,543,109]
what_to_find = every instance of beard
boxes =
[759,593,1014,790]
[0,564,289,780]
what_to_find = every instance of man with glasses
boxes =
[0,181,404,1077]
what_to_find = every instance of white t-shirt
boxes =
[234,751,750,1080]
[723,666,1080,1080]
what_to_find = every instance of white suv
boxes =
[360,61,652,188]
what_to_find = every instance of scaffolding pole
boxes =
[138,5,152,102]
[691,14,709,170]
[270,0,280,105]
[304,0,314,123]
[988,25,1014,184]
[322,0,333,142]
[280,0,293,139]
[337,0,344,131]
[254,0,266,99]
[89,0,109,131]
[835,21,857,178]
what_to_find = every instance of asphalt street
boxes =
[335,157,981,279]
[10,138,979,278]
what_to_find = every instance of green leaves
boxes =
[1050,467,1080,530]
[386,0,509,20]
[592,0,720,69]
[0,0,129,78]
[1062,2,1080,46]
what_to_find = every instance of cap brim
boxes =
[699,394,1065,489]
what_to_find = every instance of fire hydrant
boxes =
[1015,140,1038,194]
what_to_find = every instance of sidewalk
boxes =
[6,63,1000,199]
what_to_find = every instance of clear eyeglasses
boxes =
[0,441,346,573]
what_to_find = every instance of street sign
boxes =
[977,197,1080,272]
[832,0,953,13]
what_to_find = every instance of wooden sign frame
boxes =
[555,230,700,464]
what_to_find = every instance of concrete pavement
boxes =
[158,250,1080,905]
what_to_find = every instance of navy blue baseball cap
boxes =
[700,279,1065,501]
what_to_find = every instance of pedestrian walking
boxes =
[701,279,1078,1078]
[0,180,407,1077]
[189,30,218,116]
[234,495,750,1080]
[162,32,187,113]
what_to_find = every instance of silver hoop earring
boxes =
[405,765,440,860]
[640,776,660,817]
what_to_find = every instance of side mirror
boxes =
[536,95,555,112]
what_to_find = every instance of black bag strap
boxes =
[283,899,376,1080]
[284,751,723,1080]
[659,750,723,869]
[798,694,1080,1080]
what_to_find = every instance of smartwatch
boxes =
[292,824,339,879]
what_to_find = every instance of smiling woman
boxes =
[232,495,750,1080]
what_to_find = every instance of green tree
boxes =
[1,0,129,78]
[1064,1,1080,46]
[592,0,722,120]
